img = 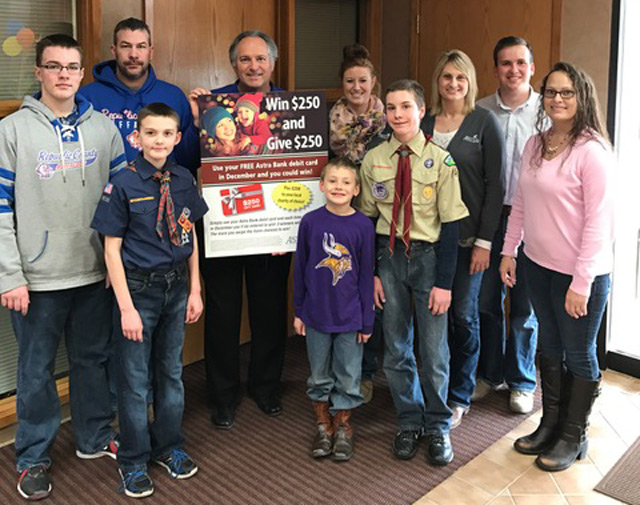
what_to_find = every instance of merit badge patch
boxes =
[444,155,456,167]
[178,207,193,245]
[424,158,434,169]
[372,182,388,200]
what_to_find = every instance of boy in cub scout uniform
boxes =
[359,79,468,467]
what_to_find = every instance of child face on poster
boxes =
[236,105,256,128]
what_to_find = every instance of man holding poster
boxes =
[188,31,327,430]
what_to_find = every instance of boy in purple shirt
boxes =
[293,158,375,462]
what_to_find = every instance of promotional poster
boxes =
[198,91,328,258]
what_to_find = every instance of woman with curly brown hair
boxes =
[500,62,614,472]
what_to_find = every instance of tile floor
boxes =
[414,369,640,505]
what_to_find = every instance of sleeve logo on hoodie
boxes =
[36,149,98,180]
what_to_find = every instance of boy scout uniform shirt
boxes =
[359,130,469,242]
[91,154,209,272]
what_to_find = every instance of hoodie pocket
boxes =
[21,228,103,280]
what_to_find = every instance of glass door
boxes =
[607,0,640,372]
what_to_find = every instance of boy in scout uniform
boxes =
[91,103,208,498]
[359,79,468,467]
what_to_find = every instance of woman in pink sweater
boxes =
[499,62,614,473]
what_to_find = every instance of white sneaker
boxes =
[450,405,469,429]
[470,380,493,402]
[509,390,534,414]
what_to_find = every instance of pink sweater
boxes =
[502,134,614,296]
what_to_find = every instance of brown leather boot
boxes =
[311,402,333,458]
[332,410,354,462]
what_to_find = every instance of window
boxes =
[295,0,358,89]
[0,0,75,101]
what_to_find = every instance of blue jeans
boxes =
[524,257,610,380]
[11,281,115,472]
[448,246,484,408]
[115,266,188,472]
[478,213,538,393]
[377,236,452,434]
[305,327,363,412]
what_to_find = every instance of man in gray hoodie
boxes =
[0,34,126,500]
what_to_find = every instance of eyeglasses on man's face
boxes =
[543,88,576,99]
[39,63,83,74]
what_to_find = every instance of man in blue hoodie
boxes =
[80,18,199,175]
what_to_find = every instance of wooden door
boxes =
[412,0,562,102]
[144,0,281,363]
[145,0,279,95]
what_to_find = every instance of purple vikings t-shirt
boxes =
[294,206,375,334]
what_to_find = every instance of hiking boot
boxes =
[119,469,154,498]
[17,465,51,500]
[154,449,198,479]
[311,402,333,458]
[76,437,119,460]
[332,410,354,462]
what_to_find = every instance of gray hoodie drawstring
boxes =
[55,123,86,185]
[55,124,66,183]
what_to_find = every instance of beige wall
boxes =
[101,0,144,61]
[560,0,612,116]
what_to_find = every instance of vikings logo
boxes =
[315,233,352,286]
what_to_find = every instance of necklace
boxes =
[545,129,568,156]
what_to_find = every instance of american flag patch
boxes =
[104,183,114,195]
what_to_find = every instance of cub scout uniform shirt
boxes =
[359,130,469,243]
[91,154,209,272]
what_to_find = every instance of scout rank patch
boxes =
[424,158,434,169]
[372,181,388,199]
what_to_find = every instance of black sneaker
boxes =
[17,465,52,500]
[426,433,454,466]
[154,449,198,479]
[392,429,422,460]
[76,437,119,460]
[118,469,154,499]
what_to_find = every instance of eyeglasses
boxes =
[543,88,576,99]
[39,63,83,74]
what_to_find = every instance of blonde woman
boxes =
[421,49,505,429]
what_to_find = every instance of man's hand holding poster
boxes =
[199,91,327,258]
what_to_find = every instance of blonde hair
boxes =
[429,49,478,116]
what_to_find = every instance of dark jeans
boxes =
[202,253,291,406]
[524,257,610,380]
[377,236,452,434]
[11,281,115,471]
[115,266,188,472]
[478,212,538,393]
[448,246,484,409]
